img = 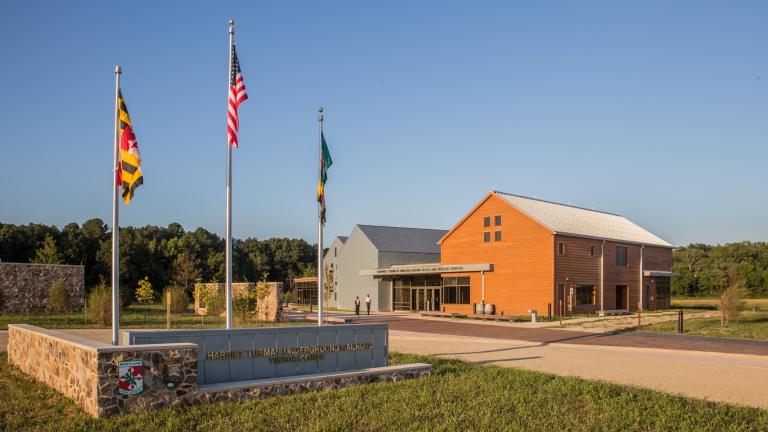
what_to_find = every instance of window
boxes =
[494,231,502,242]
[575,285,595,305]
[484,232,491,243]
[590,246,596,257]
[483,216,491,228]
[334,247,337,257]
[616,246,628,266]
[558,242,565,255]
[494,215,502,226]
[443,277,470,304]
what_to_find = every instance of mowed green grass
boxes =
[0,304,300,330]
[639,298,768,341]
[642,310,768,341]
[1,353,766,432]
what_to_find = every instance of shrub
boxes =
[205,288,226,317]
[163,285,189,314]
[88,283,112,326]
[283,290,296,304]
[49,281,73,313]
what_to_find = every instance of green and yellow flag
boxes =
[317,132,333,224]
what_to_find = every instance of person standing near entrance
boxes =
[365,294,371,315]
[354,296,361,315]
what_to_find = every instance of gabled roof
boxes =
[337,236,348,244]
[356,225,447,254]
[440,191,672,248]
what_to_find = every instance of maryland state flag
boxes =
[317,132,333,224]
[116,90,143,204]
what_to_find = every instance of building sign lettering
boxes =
[206,342,373,363]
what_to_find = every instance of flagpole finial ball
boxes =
[115,65,122,74]
[229,19,234,25]
[319,107,324,113]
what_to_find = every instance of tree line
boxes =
[672,242,768,298]
[0,220,317,305]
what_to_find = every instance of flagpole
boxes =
[225,19,234,330]
[317,107,324,326]
[111,65,121,345]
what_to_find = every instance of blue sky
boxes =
[0,1,766,246]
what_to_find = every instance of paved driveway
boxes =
[353,315,768,356]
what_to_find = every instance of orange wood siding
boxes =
[440,194,554,316]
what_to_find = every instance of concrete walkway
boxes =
[389,329,768,409]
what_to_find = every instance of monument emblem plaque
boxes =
[118,360,144,395]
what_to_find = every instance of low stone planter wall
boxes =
[7,324,432,419]
[198,363,432,404]
[8,324,197,417]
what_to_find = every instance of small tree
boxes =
[173,249,199,297]
[234,289,254,324]
[31,235,63,264]
[163,285,189,314]
[50,280,73,314]
[135,277,155,323]
[88,282,112,327]
[716,263,746,328]
[252,273,271,305]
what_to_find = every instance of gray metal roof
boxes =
[356,225,447,253]
[335,236,348,245]
[494,191,672,247]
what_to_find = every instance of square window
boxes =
[575,285,595,305]
[483,216,491,228]
[494,231,502,242]
[483,232,491,243]
[494,215,502,226]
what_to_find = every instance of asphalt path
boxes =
[350,314,768,356]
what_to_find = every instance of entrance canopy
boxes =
[359,263,492,277]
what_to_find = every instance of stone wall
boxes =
[8,324,431,418]
[8,324,197,418]
[256,282,283,322]
[193,282,252,315]
[194,282,283,321]
[0,262,84,313]
[8,324,100,415]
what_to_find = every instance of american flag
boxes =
[227,44,248,148]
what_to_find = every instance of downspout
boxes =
[639,244,645,311]
[600,240,605,312]
[481,270,485,305]
[390,279,394,312]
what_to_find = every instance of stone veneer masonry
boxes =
[0,262,85,313]
[7,324,431,418]
[193,282,284,322]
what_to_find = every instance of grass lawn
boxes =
[1,352,767,432]
[0,304,300,330]
[638,298,768,341]
[641,310,768,341]
[672,298,768,311]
